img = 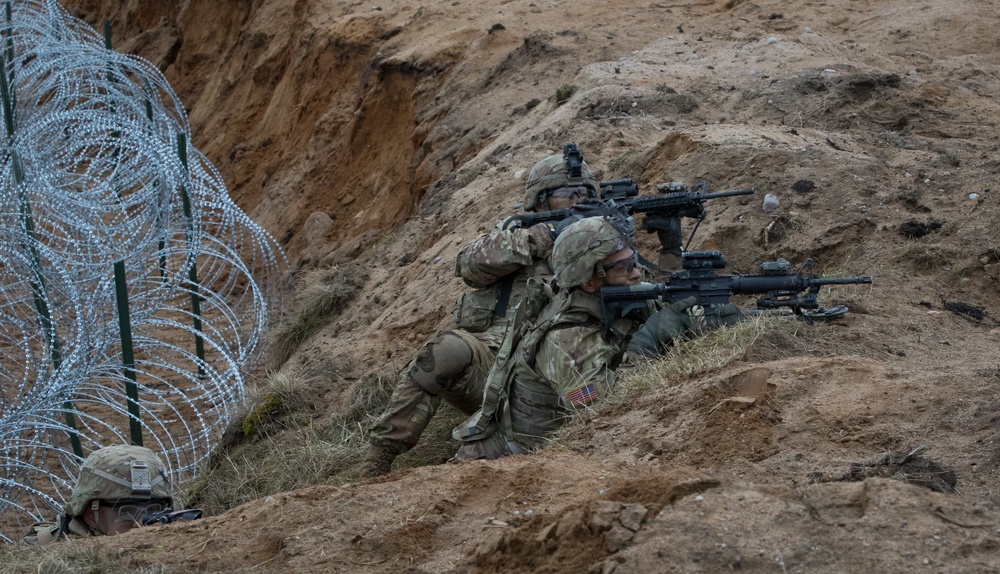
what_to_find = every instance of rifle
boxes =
[601,251,872,325]
[502,179,754,231]
[141,507,204,525]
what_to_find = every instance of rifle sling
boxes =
[494,274,515,317]
[638,253,658,272]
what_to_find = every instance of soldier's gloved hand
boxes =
[687,302,747,336]
[642,212,683,255]
[708,303,746,328]
[543,214,584,240]
[627,296,699,357]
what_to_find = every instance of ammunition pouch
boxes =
[453,285,500,332]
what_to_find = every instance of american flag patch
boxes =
[566,384,598,407]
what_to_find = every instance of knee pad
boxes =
[410,331,474,395]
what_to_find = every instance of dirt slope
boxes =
[41,0,1000,571]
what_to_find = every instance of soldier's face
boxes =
[85,500,167,535]
[544,186,590,211]
[600,247,641,286]
[85,503,139,535]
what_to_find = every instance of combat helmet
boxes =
[552,215,632,289]
[66,445,173,518]
[523,144,598,212]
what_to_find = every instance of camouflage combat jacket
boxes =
[452,220,554,344]
[503,288,652,450]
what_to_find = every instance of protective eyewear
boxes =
[601,252,638,275]
[110,500,167,523]
[547,186,590,199]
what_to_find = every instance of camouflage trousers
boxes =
[369,329,497,454]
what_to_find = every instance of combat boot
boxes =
[360,445,397,478]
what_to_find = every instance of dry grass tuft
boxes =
[616,314,789,400]
[269,263,369,367]
[454,162,486,188]
[554,83,577,105]
[236,370,316,441]
[0,544,198,574]
[186,370,396,514]
[898,243,959,273]
[837,445,957,493]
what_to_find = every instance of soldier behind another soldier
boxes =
[360,150,604,477]
[453,215,744,459]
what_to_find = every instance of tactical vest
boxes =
[454,286,645,450]
[453,254,552,333]
[506,290,639,449]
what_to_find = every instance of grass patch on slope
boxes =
[187,368,394,514]
[0,544,200,574]
[544,314,799,452]
[616,314,796,401]
[269,262,369,367]
[186,365,465,515]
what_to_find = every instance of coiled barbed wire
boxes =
[0,0,287,542]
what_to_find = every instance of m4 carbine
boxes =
[601,251,873,325]
[503,179,755,230]
[141,507,204,526]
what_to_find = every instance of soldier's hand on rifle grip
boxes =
[708,303,746,328]
[627,296,700,357]
[642,212,683,255]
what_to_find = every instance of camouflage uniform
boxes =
[366,224,554,455]
[453,216,714,459]
[453,287,650,459]
[363,150,598,476]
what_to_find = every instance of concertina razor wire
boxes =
[0,0,287,541]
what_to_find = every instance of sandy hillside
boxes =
[15,0,1000,571]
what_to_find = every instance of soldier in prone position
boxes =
[23,445,174,543]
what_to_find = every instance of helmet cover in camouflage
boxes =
[551,216,630,289]
[523,153,598,212]
[66,445,173,518]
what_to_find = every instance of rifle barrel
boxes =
[812,275,873,285]
[697,187,756,200]
[625,187,754,212]
[731,274,871,294]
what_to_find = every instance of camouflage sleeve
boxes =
[455,223,554,288]
[534,323,623,410]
